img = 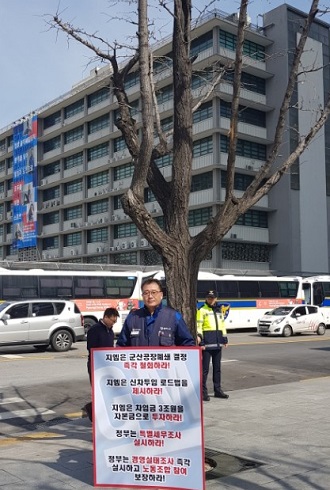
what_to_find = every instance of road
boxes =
[0,331,329,436]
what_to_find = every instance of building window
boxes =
[0,139,6,152]
[64,206,82,220]
[64,99,84,118]
[114,194,124,210]
[188,207,212,227]
[142,249,162,266]
[0,161,5,173]
[44,111,61,129]
[144,188,156,203]
[87,255,108,264]
[114,223,138,239]
[88,170,108,189]
[87,142,109,161]
[222,69,266,95]
[114,136,127,152]
[64,152,83,170]
[220,100,266,127]
[114,162,134,180]
[153,53,173,74]
[193,136,213,157]
[44,186,60,200]
[114,252,138,265]
[156,85,173,104]
[191,172,213,192]
[43,236,59,250]
[155,154,173,169]
[7,157,13,169]
[191,31,213,57]
[87,87,110,108]
[221,170,254,191]
[64,125,84,144]
[88,113,109,134]
[64,179,83,195]
[88,199,108,215]
[43,160,61,177]
[124,71,140,90]
[43,211,59,225]
[87,228,108,243]
[222,242,270,262]
[43,136,61,153]
[219,30,265,61]
[236,209,268,228]
[193,101,213,123]
[220,135,266,161]
[64,233,82,247]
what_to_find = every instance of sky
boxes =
[0,0,328,130]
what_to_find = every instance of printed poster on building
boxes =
[92,347,205,489]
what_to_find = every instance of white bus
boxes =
[149,270,304,330]
[0,267,145,336]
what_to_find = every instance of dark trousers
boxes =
[202,348,222,396]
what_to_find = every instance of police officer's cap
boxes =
[206,290,217,298]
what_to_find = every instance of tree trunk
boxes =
[163,248,199,337]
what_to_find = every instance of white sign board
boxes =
[92,347,205,489]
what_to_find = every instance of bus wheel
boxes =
[51,330,73,352]
[316,323,326,335]
[282,325,292,337]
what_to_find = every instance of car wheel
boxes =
[316,323,326,335]
[34,345,48,352]
[51,329,73,352]
[83,317,96,338]
[282,325,292,337]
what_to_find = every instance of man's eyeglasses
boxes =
[142,290,162,297]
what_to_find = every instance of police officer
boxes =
[196,290,229,401]
[117,278,195,347]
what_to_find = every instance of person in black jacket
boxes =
[84,307,119,421]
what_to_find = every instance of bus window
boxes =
[215,280,239,298]
[74,277,104,298]
[2,276,38,299]
[259,281,280,298]
[279,281,299,298]
[197,280,217,298]
[238,280,259,298]
[313,283,326,306]
[39,276,73,298]
[104,276,137,298]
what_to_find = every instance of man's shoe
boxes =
[203,395,210,402]
[214,391,229,399]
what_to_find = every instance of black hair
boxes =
[141,278,163,292]
[103,307,120,318]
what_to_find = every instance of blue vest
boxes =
[124,306,177,346]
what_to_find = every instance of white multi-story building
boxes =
[0,4,329,275]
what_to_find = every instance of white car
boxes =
[257,305,326,337]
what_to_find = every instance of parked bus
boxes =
[149,270,304,330]
[302,276,330,326]
[0,268,145,336]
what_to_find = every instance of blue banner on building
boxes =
[12,115,38,249]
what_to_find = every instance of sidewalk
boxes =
[1,376,330,489]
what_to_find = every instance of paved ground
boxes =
[1,375,330,489]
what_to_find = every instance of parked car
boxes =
[0,300,85,352]
[257,305,326,337]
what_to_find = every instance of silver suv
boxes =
[0,300,84,352]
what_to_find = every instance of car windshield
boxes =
[270,306,295,316]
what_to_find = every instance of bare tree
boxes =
[49,0,330,334]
